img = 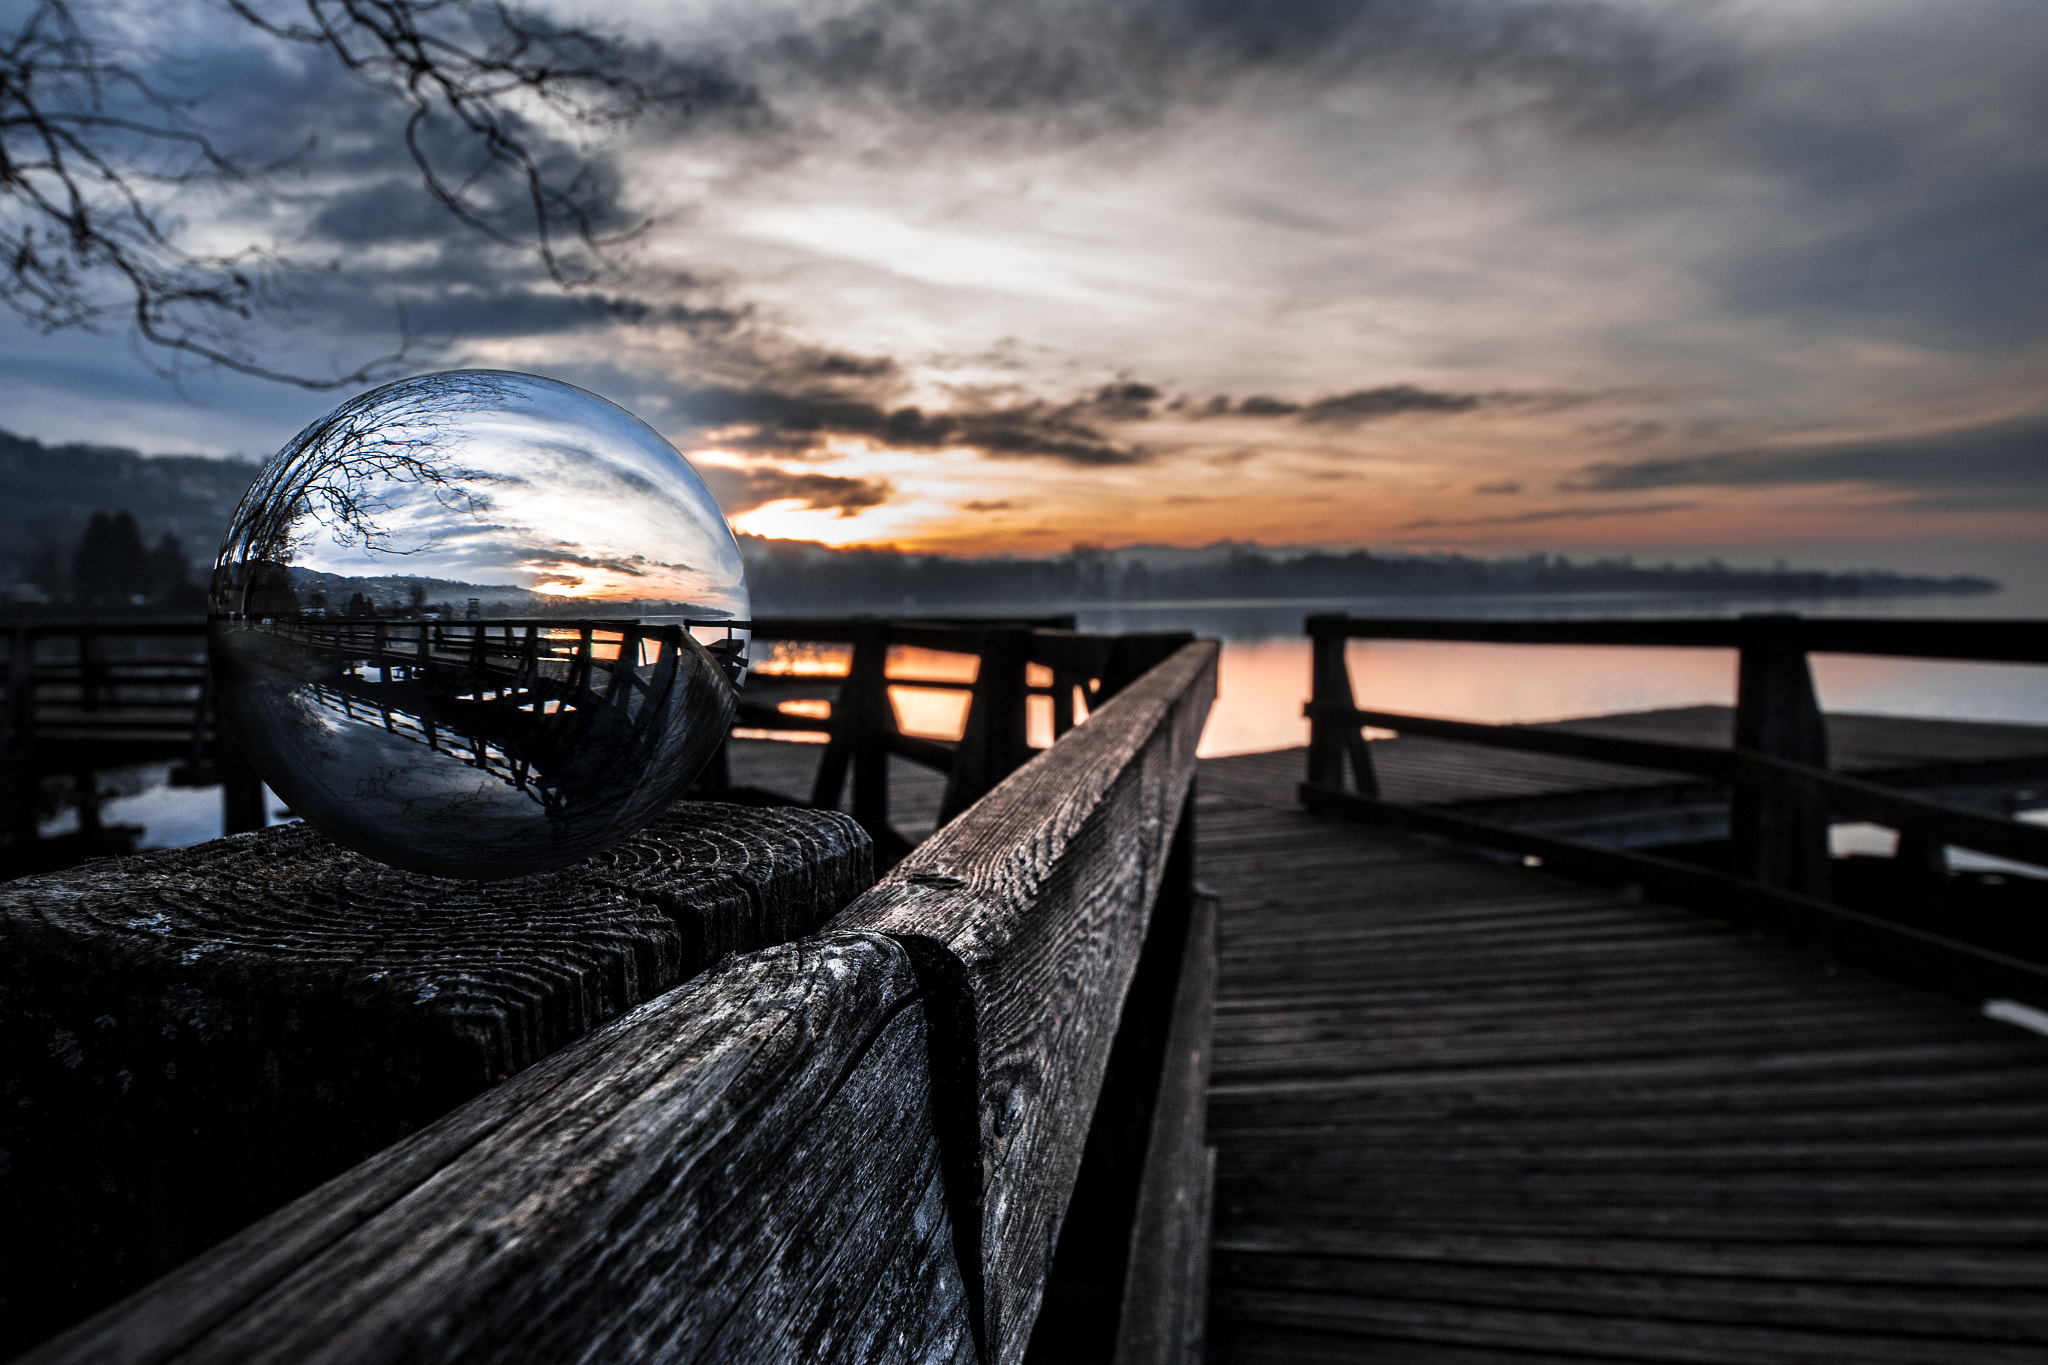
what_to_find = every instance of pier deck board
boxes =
[1192,762,2048,1364]
[1206,706,2048,848]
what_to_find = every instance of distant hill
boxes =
[283,568,728,619]
[0,428,259,595]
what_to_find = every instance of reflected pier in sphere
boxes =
[213,615,741,879]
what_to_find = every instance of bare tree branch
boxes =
[0,0,671,387]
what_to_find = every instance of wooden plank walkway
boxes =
[1209,707,2048,847]
[1193,754,2048,1364]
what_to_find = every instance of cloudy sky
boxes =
[4,0,2044,581]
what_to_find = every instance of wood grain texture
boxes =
[0,802,871,1355]
[24,932,973,1365]
[833,640,1218,1365]
[1194,792,2048,1364]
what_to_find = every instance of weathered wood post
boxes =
[1731,614,1831,897]
[851,619,897,839]
[0,803,873,1356]
[806,619,903,862]
[22,933,976,1365]
[1113,888,1218,1365]
[938,626,1033,823]
[78,628,106,716]
[1306,614,1377,797]
[1051,666,1076,738]
[4,625,34,845]
[214,729,267,835]
[1097,631,1195,702]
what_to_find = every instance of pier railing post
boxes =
[1731,614,1831,897]
[0,804,876,1355]
[938,626,1033,824]
[5,626,36,844]
[1307,616,1377,797]
[848,620,895,839]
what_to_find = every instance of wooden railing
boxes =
[720,616,1194,862]
[2,614,1188,877]
[1302,612,2048,1010]
[1,619,263,857]
[23,638,1221,1365]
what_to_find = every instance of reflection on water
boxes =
[36,763,297,847]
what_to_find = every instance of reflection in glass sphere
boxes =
[208,370,748,880]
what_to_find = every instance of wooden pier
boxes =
[1196,752,2048,1363]
[8,612,2048,1361]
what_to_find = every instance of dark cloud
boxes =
[1085,382,1162,420]
[1474,479,1522,494]
[737,0,1732,135]
[1399,501,1694,530]
[664,374,1546,472]
[698,465,895,517]
[1225,384,1492,422]
[963,499,1018,511]
[519,551,651,577]
[1237,395,1303,417]
[1685,2,2048,352]
[1301,385,1484,423]
[684,383,1150,465]
[1563,417,2048,508]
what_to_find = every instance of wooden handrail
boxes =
[832,638,1220,1365]
[1302,610,2048,1012]
[22,933,970,1365]
[1308,612,2048,664]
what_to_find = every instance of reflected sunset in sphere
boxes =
[208,370,748,879]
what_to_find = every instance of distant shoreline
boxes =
[740,537,1998,616]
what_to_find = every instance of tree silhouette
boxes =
[71,509,150,605]
[148,532,190,588]
[2,0,675,387]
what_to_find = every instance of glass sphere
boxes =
[208,370,748,880]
